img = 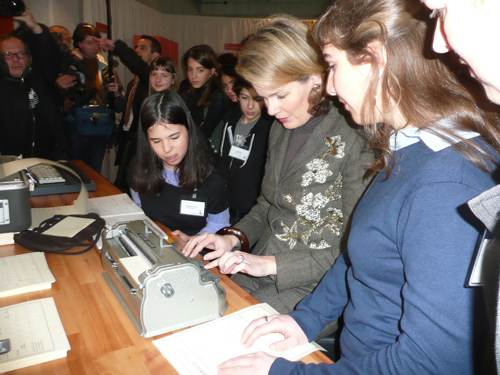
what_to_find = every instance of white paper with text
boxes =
[153,303,324,375]
[0,252,55,298]
[0,297,70,372]
[87,193,148,227]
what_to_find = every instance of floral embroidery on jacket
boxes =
[276,136,345,249]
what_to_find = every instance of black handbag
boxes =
[14,213,105,255]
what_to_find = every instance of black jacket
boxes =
[113,39,151,165]
[0,25,70,159]
[181,85,228,140]
[218,106,273,213]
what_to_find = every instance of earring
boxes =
[313,84,321,91]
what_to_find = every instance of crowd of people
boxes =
[1,1,500,373]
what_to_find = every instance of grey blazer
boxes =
[232,105,374,313]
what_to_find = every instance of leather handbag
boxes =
[14,213,105,255]
[69,106,116,136]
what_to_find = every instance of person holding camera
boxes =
[95,35,163,191]
[49,25,72,51]
[49,25,87,95]
[65,23,124,173]
[0,8,70,160]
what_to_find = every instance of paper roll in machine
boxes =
[101,219,228,337]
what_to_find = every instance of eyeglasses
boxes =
[2,51,28,60]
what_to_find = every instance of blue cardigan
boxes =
[272,138,495,374]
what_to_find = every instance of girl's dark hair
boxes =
[182,44,220,107]
[312,0,500,174]
[232,78,253,97]
[220,63,239,81]
[132,90,214,195]
[217,52,238,67]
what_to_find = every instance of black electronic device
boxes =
[0,0,25,17]
[0,155,31,233]
[29,161,96,196]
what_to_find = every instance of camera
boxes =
[50,34,93,93]
[0,0,25,17]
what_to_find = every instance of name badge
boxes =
[229,145,250,162]
[180,199,206,216]
[465,229,492,287]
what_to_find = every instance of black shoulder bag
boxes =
[14,213,105,255]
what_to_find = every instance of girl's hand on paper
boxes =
[217,352,276,375]
[217,314,307,374]
[241,314,308,351]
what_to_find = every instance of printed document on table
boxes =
[0,297,71,372]
[87,193,148,227]
[0,252,55,298]
[153,303,324,375]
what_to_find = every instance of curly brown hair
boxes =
[312,0,500,174]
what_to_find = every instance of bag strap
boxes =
[15,213,105,255]
[0,158,88,228]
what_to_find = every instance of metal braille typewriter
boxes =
[101,219,227,337]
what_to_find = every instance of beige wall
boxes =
[25,0,82,31]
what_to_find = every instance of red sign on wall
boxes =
[95,22,108,34]
[0,17,15,36]
[224,43,243,51]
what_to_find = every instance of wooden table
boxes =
[0,161,332,374]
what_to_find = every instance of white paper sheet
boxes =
[0,253,56,298]
[119,256,151,285]
[88,193,148,227]
[153,303,324,375]
[0,297,71,373]
[42,216,96,238]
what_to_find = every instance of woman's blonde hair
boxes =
[313,0,500,173]
[237,14,328,116]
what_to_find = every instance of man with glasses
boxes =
[0,41,28,76]
[0,8,70,159]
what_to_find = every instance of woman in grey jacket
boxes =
[181,14,373,315]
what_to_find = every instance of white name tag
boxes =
[229,145,250,161]
[466,229,491,287]
[180,200,206,216]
